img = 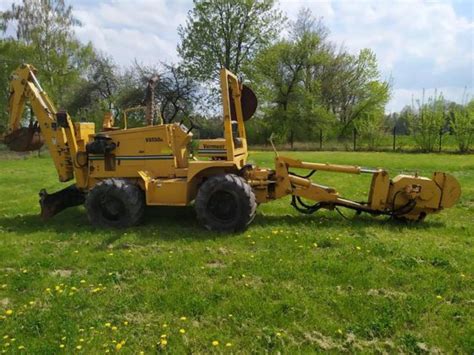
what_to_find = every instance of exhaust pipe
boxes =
[39,185,85,220]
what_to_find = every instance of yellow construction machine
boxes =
[2,64,461,231]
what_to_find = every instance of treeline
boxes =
[0,0,472,153]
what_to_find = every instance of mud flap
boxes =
[39,185,85,220]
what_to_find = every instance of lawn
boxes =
[0,151,472,353]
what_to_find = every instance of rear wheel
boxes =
[195,174,257,232]
[85,179,144,228]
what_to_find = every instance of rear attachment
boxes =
[4,122,44,152]
[39,185,85,220]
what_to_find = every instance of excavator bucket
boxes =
[4,123,44,152]
[39,185,85,220]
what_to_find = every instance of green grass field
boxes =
[0,151,472,353]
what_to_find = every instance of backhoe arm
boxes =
[4,64,86,185]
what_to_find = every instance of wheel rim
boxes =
[100,195,126,221]
[207,190,238,223]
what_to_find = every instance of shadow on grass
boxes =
[0,204,445,245]
[252,212,445,230]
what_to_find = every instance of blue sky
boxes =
[1,0,473,111]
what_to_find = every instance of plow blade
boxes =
[39,185,85,220]
[4,125,44,152]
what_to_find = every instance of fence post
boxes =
[439,128,443,153]
[353,127,357,151]
[319,128,323,150]
[393,126,396,151]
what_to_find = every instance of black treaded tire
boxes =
[195,174,257,232]
[85,178,145,228]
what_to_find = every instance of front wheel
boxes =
[195,174,257,232]
[85,179,145,228]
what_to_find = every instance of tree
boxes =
[66,54,119,125]
[116,62,200,125]
[408,90,446,152]
[0,40,36,132]
[319,48,391,138]
[451,99,474,152]
[250,9,330,147]
[1,0,94,104]
[177,0,283,82]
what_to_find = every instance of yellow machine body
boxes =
[2,64,461,229]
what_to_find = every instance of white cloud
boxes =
[1,0,472,111]
[280,0,473,110]
[73,0,192,66]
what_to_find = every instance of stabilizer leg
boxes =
[39,185,85,220]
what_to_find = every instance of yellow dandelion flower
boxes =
[45,288,51,292]
[162,323,168,328]
[4,343,10,347]
[59,344,65,348]
[139,352,144,355]
[18,345,25,350]
[228,314,233,317]
[180,316,187,321]
[80,280,86,284]
[1,285,6,289]
[111,326,118,331]
[105,322,111,327]
[5,310,12,316]
[115,343,123,351]
[160,334,167,339]
[76,345,82,350]
[123,321,128,326]
[313,243,318,248]
[225,342,232,347]
[74,250,79,254]
[79,338,84,343]
[160,339,167,346]
[276,332,282,337]
[436,295,443,299]
[29,301,35,305]
[2,336,8,339]
[105,350,110,353]
[336,329,343,335]
[108,253,114,256]
[108,272,113,276]
[179,328,186,334]
[356,246,361,250]
[212,340,219,346]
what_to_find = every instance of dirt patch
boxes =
[0,298,10,306]
[367,288,407,299]
[50,269,73,278]
[206,260,226,268]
